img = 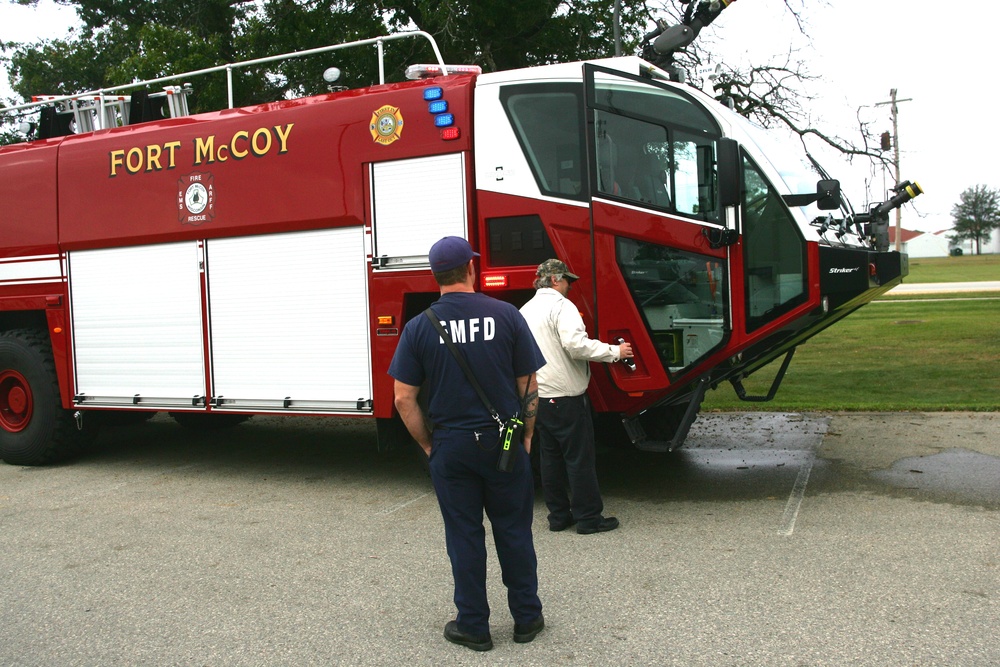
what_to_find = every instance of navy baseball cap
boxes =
[429,236,479,272]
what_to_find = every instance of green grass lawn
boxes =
[906,253,999,283]
[701,294,1000,412]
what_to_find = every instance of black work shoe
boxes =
[577,516,619,534]
[513,613,545,643]
[444,621,493,651]
[548,517,577,532]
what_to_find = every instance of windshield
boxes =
[721,110,870,246]
[728,113,819,200]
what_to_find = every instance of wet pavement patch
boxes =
[871,448,1000,508]
[596,413,831,503]
[598,446,827,504]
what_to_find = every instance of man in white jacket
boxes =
[519,259,633,535]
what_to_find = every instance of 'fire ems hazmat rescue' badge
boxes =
[178,172,216,225]
[370,105,404,145]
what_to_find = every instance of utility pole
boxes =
[875,89,912,251]
[613,0,622,56]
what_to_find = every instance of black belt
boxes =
[435,424,498,432]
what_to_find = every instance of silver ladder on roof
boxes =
[29,86,194,132]
[0,31,448,132]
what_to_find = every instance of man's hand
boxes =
[617,341,634,359]
[393,380,432,456]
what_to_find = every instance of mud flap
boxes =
[623,376,709,452]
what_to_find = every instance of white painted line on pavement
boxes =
[377,491,433,516]
[77,463,201,499]
[778,456,814,537]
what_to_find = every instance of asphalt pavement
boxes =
[1,411,997,666]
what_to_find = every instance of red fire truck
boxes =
[0,30,920,466]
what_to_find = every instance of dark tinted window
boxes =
[742,154,808,332]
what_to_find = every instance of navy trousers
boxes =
[536,394,605,529]
[429,427,542,636]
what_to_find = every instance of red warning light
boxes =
[481,274,508,289]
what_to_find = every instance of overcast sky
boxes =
[2,0,996,234]
[708,0,999,234]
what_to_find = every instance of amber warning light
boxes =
[481,274,508,289]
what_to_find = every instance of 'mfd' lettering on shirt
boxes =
[437,318,496,344]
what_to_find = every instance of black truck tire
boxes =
[0,328,84,465]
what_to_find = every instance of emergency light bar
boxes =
[405,64,483,80]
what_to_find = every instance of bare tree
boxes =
[639,0,891,171]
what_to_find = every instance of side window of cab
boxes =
[500,84,586,201]
[587,65,724,225]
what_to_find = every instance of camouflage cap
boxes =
[535,258,579,282]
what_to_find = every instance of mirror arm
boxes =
[782,193,818,207]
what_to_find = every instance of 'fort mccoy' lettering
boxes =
[108,124,293,177]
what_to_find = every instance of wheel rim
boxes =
[0,370,33,433]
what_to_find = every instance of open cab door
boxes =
[583,65,735,433]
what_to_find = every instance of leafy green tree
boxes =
[2,0,645,117]
[950,185,1000,255]
[4,0,274,112]
[1,0,866,177]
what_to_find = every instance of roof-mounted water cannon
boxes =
[640,0,739,76]
[872,180,923,219]
[852,180,924,252]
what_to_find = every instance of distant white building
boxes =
[884,226,997,256]
[937,228,1000,255]
[887,227,950,257]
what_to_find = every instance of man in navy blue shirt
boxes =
[388,236,546,652]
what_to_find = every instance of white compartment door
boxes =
[371,152,468,269]
[69,242,206,407]
[205,227,371,412]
